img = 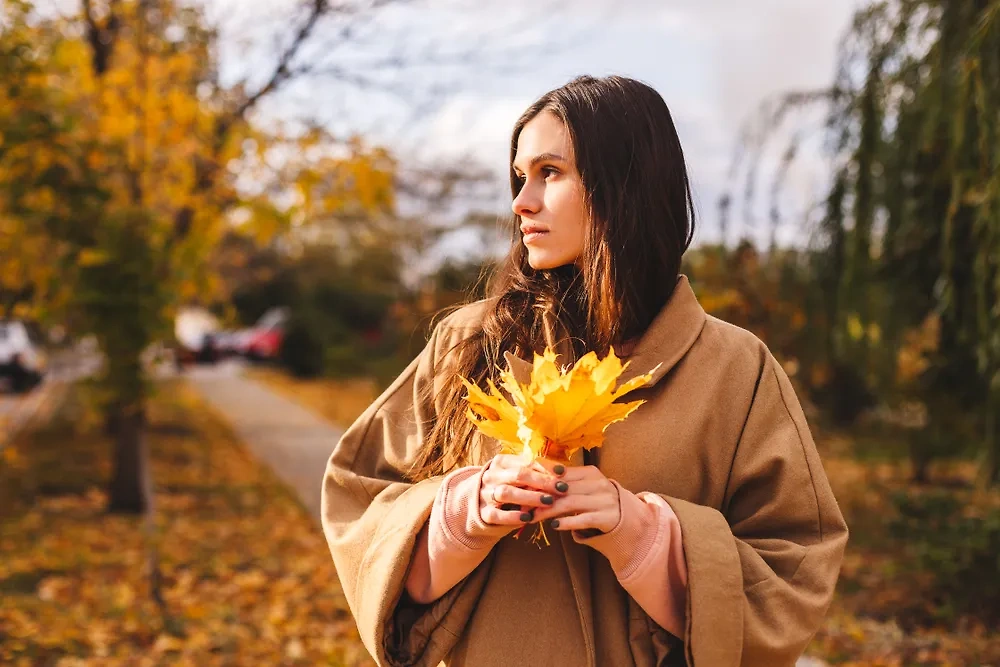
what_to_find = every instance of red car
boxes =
[242,307,288,361]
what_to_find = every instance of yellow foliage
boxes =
[77,249,110,267]
[698,287,746,314]
[0,0,398,325]
[896,315,941,385]
[847,313,865,341]
[463,347,658,465]
[460,377,523,448]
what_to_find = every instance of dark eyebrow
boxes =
[512,152,568,173]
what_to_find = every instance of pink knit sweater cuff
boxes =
[572,480,661,577]
[574,481,688,638]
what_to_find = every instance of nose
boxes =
[512,182,541,218]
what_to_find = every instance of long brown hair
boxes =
[407,75,696,481]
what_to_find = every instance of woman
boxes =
[321,75,848,667]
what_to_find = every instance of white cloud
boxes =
[417,96,526,167]
[198,0,860,243]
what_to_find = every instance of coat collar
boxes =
[503,274,707,390]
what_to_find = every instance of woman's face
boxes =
[511,112,589,270]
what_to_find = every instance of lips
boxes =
[520,223,549,235]
[521,224,549,245]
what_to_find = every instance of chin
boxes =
[527,253,578,271]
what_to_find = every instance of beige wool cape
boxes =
[321,275,848,667]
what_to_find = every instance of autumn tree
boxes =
[0,0,101,324]
[3,0,547,513]
[1,0,400,513]
[726,0,1000,483]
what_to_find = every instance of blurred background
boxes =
[2,0,999,664]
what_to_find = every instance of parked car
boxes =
[0,320,47,393]
[173,307,222,366]
[242,307,289,362]
[211,330,248,358]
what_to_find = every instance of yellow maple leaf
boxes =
[462,347,658,464]
[459,376,522,449]
[513,347,658,463]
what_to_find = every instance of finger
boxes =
[531,459,567,477]
[491,454,531,470]
[502,467,565,495]
[489,484,555,509]
[480,484,520,513]
[481,505,534,526]
[482,457,538,486]
[555,465,606,482]
[550,477,611,496]
[531,479,619,522]
[548,511,614,533]
[530,494,602,523]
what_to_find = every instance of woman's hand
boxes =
[479,454,568,527]
[529,465,621,536]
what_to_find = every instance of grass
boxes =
[245,367,378,429]
[0,380,373,666]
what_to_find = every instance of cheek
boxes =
[566,189,589,246]
[549,183,588,230]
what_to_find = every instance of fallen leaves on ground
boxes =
[804,438,1000,665]
[0,380,372,666]
[809,609,1000,666]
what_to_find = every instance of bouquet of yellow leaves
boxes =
[460,347,659,546]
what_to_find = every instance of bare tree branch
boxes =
[81,0,121,75]
[231,0,330,121]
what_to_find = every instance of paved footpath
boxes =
[1,348,96,450]
[187,362,343,522]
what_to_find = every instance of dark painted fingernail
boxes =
[541,495,554,505]
[553,464,566,475]
[555,481,569,493]
[500,503,521,511]
[550,519,560,529]
[520,511,533,522]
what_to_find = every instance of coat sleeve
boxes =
[320,319,493,666]
[662,353,848,667]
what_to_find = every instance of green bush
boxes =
[279,311,328,378]
[323,343,368,378]
[889,490,1000,624]
[279,305,401,381]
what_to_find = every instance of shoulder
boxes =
[426,298,495,367]
[433,298,493,335]
[695,315,806,421]
[692,314,778,385]
[689,315,791,408]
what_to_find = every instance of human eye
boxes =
[541,166,560,179]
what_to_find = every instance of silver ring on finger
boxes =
[491,486,500,505]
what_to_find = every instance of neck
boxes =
[617,338,638,358]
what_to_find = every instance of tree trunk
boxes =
[106,403,150,514]
[911,452,931,485]
[985,396,1000,487]
[910,431,933,485]
[104,399,121,436]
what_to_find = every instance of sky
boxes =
[205,0,862,254]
